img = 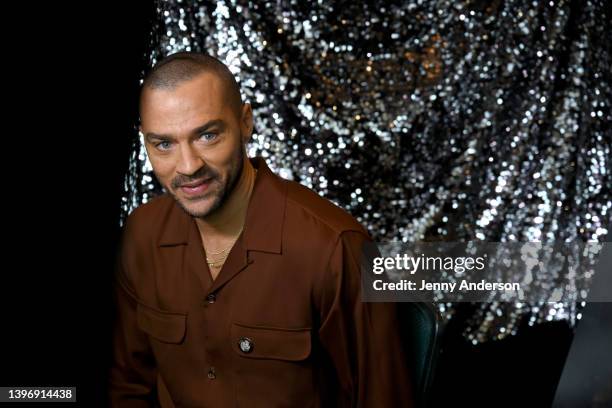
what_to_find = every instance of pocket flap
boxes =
[231,322,311,361]
[136,303,187,344]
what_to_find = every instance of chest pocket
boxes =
[136,302,187,344]
[231,322,311,361]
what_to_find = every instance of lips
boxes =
[180,178,212,196]
[181,178,211,188]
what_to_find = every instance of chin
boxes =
[180,199,212,217]
[178,195,222,218]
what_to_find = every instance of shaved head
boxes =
[140,51,243,119]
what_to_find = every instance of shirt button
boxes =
[205,293,216,304]
[238,337,254,354]
[207,367,216,379]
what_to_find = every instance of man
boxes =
[109,51,414,407]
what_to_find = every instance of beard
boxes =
[169,146,245,219]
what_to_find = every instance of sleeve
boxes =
[318,230,414,408]
[108,229,159,407]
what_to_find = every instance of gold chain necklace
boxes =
[205,226,244,269]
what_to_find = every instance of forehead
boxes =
[140,72,231,129]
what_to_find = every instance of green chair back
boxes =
[398,302,442,407]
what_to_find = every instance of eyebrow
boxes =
[144,119,225,142]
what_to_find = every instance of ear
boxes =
[240,102,253,144]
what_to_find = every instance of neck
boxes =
[195,156,256,239]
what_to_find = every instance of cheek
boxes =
[206,136,242,167]
[148,155,175,181]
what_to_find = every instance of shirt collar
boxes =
[158,156,287,254]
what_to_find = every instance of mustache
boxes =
[171,168,220,189]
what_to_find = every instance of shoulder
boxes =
[122,192,176,240]
[125,193,174,230]
[116,193,178,293]
[283,178,370,240]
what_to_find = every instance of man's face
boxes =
[139,72,251,218]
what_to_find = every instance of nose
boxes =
[175,143,204,176]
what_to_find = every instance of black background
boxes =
[3,1,154,406]
[3,1,575,406]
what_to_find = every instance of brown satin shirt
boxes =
[109,156,414,407]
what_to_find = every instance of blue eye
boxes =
[156,141,172,151]
[199,133,218,142]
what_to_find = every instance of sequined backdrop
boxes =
[121,0,611,343]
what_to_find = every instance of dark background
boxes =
[431,306,572,407]
[2,1,581,407]
[3,1,154,406]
